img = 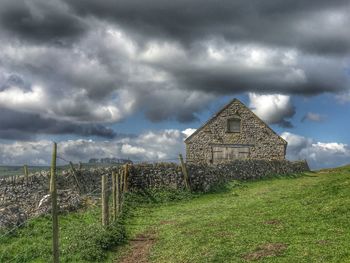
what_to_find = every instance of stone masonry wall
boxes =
[0,167,115,229]
[128,160,310,192]
[185,99,287,164]
[0,160,309,229]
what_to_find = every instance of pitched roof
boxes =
[184,98,287,145]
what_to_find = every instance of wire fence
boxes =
[0,205,48,262]
[0,147,184,262]
[0,206,42,239]
[0,176,109,262]
[0,155,181,180]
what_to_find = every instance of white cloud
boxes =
[1,129,348,170]
[301,112,326,122]
[0,129,186,165]
[0,85,46,112]
[182,128,196,138]
[281,132,350,169]
[0,140,52,165]
[105,27,137,58]
[121,144,146,155]
[140,41,186,63]
[336,91,350,104]
[249,93,295,127]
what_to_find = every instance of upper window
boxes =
[227,118,241,133]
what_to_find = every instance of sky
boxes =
[0,0,349,169]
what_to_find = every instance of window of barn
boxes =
[227,118,241,133]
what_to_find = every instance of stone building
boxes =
[185,98,287,164]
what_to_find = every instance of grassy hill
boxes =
[117,166,350,262]
[1,166,350,262]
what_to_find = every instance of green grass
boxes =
[116,166,350,262]
[0,205,126,262]
[2,166,350,262]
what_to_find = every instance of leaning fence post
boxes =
[101,175,109,226]
[112,171,117,221]
[69,162,82,193]
[50,142,59,263]
[179,154,190,191]
[24,165,29,186]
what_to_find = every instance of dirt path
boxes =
[118,232,157,263]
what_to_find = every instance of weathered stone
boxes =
[0,160,309,230]
[185,99,287,164]
[0,205,27,229]
[128,160,310,192]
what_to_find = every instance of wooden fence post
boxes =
[112,171,117,221]
[50,142,59,263]
[124,164,129,193]
[179,154,190,191]
[120,168,124,193]
[101,175,109,226]
[24,165,29,186]
[116,172,121,213]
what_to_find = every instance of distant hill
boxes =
[88,158,132,164]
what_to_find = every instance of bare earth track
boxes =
[119,232,157,263]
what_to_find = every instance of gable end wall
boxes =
[186,100,287,164]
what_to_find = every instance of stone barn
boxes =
[185,98,287,164]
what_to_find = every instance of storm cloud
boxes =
[0,0,87,44]
[64,0,350,55]
[0,108,116,140]
[0,0,349,137]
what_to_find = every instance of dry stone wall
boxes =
[0,167,115,229]
[128,160,310,192]
[0,160,309,229]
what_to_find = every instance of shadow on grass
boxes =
[204,171,312,195]
[260,171,312,180]
[125,187,199,206]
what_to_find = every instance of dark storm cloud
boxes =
[0,0,87,44]
[169,63,346,96]
[0,108,116,140]
[0,0,349,130]
[64,0,350,55]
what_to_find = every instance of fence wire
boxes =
[1,150,183,262]
[0,208,39,239]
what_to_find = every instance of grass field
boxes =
[0,204,126,262]
[1,166,350,262]
[117,166,350,262]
